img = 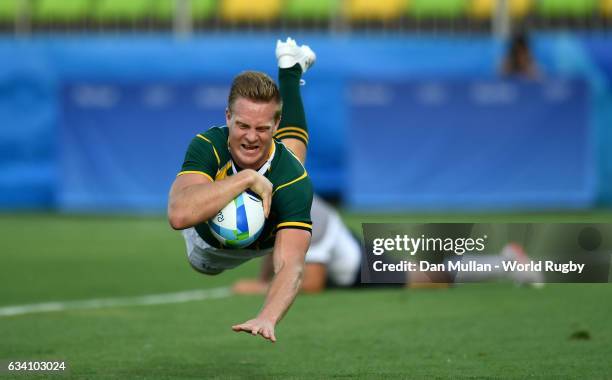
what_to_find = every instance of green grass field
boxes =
[1,213,612,379]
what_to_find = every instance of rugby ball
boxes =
[208,191,265,248]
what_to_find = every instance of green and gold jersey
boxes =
[178,126,313,250]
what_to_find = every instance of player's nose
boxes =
[244,128,258,143]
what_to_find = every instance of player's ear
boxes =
[272,116,281,134]
[271,104,282,133]
[225,107,232,125]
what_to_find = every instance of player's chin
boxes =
[236,148,263,167]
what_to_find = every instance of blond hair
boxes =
[228,71,282,121]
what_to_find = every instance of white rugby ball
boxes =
[208,191,265,248]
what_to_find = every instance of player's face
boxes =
[226,97,280,170]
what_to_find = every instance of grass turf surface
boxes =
[1,213,611,379]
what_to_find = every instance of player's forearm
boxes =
[259,253,275,282]
[257,260,304,324]
[168,170,254,229]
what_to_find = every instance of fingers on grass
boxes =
[232,324,248,332]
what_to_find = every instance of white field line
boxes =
[0,287,232,317]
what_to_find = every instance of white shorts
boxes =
[182,227,271,275]
[305,211,362,286]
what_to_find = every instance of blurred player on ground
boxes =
[233,197,542,294]
[168,38,316,342]
[233,194,362,294]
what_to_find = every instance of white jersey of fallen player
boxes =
[306,195,361,286]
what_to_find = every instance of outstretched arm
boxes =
[232,257,326,295]
[232,228,310,342]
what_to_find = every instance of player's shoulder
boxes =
[270,140,312,192]
[190,126,230,164]
[274,140,306,174]
[196,126,229,147]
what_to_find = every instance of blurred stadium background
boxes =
[0,0,612,212]
[1,0,612,378]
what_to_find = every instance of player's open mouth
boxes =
[241,144,259,152]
